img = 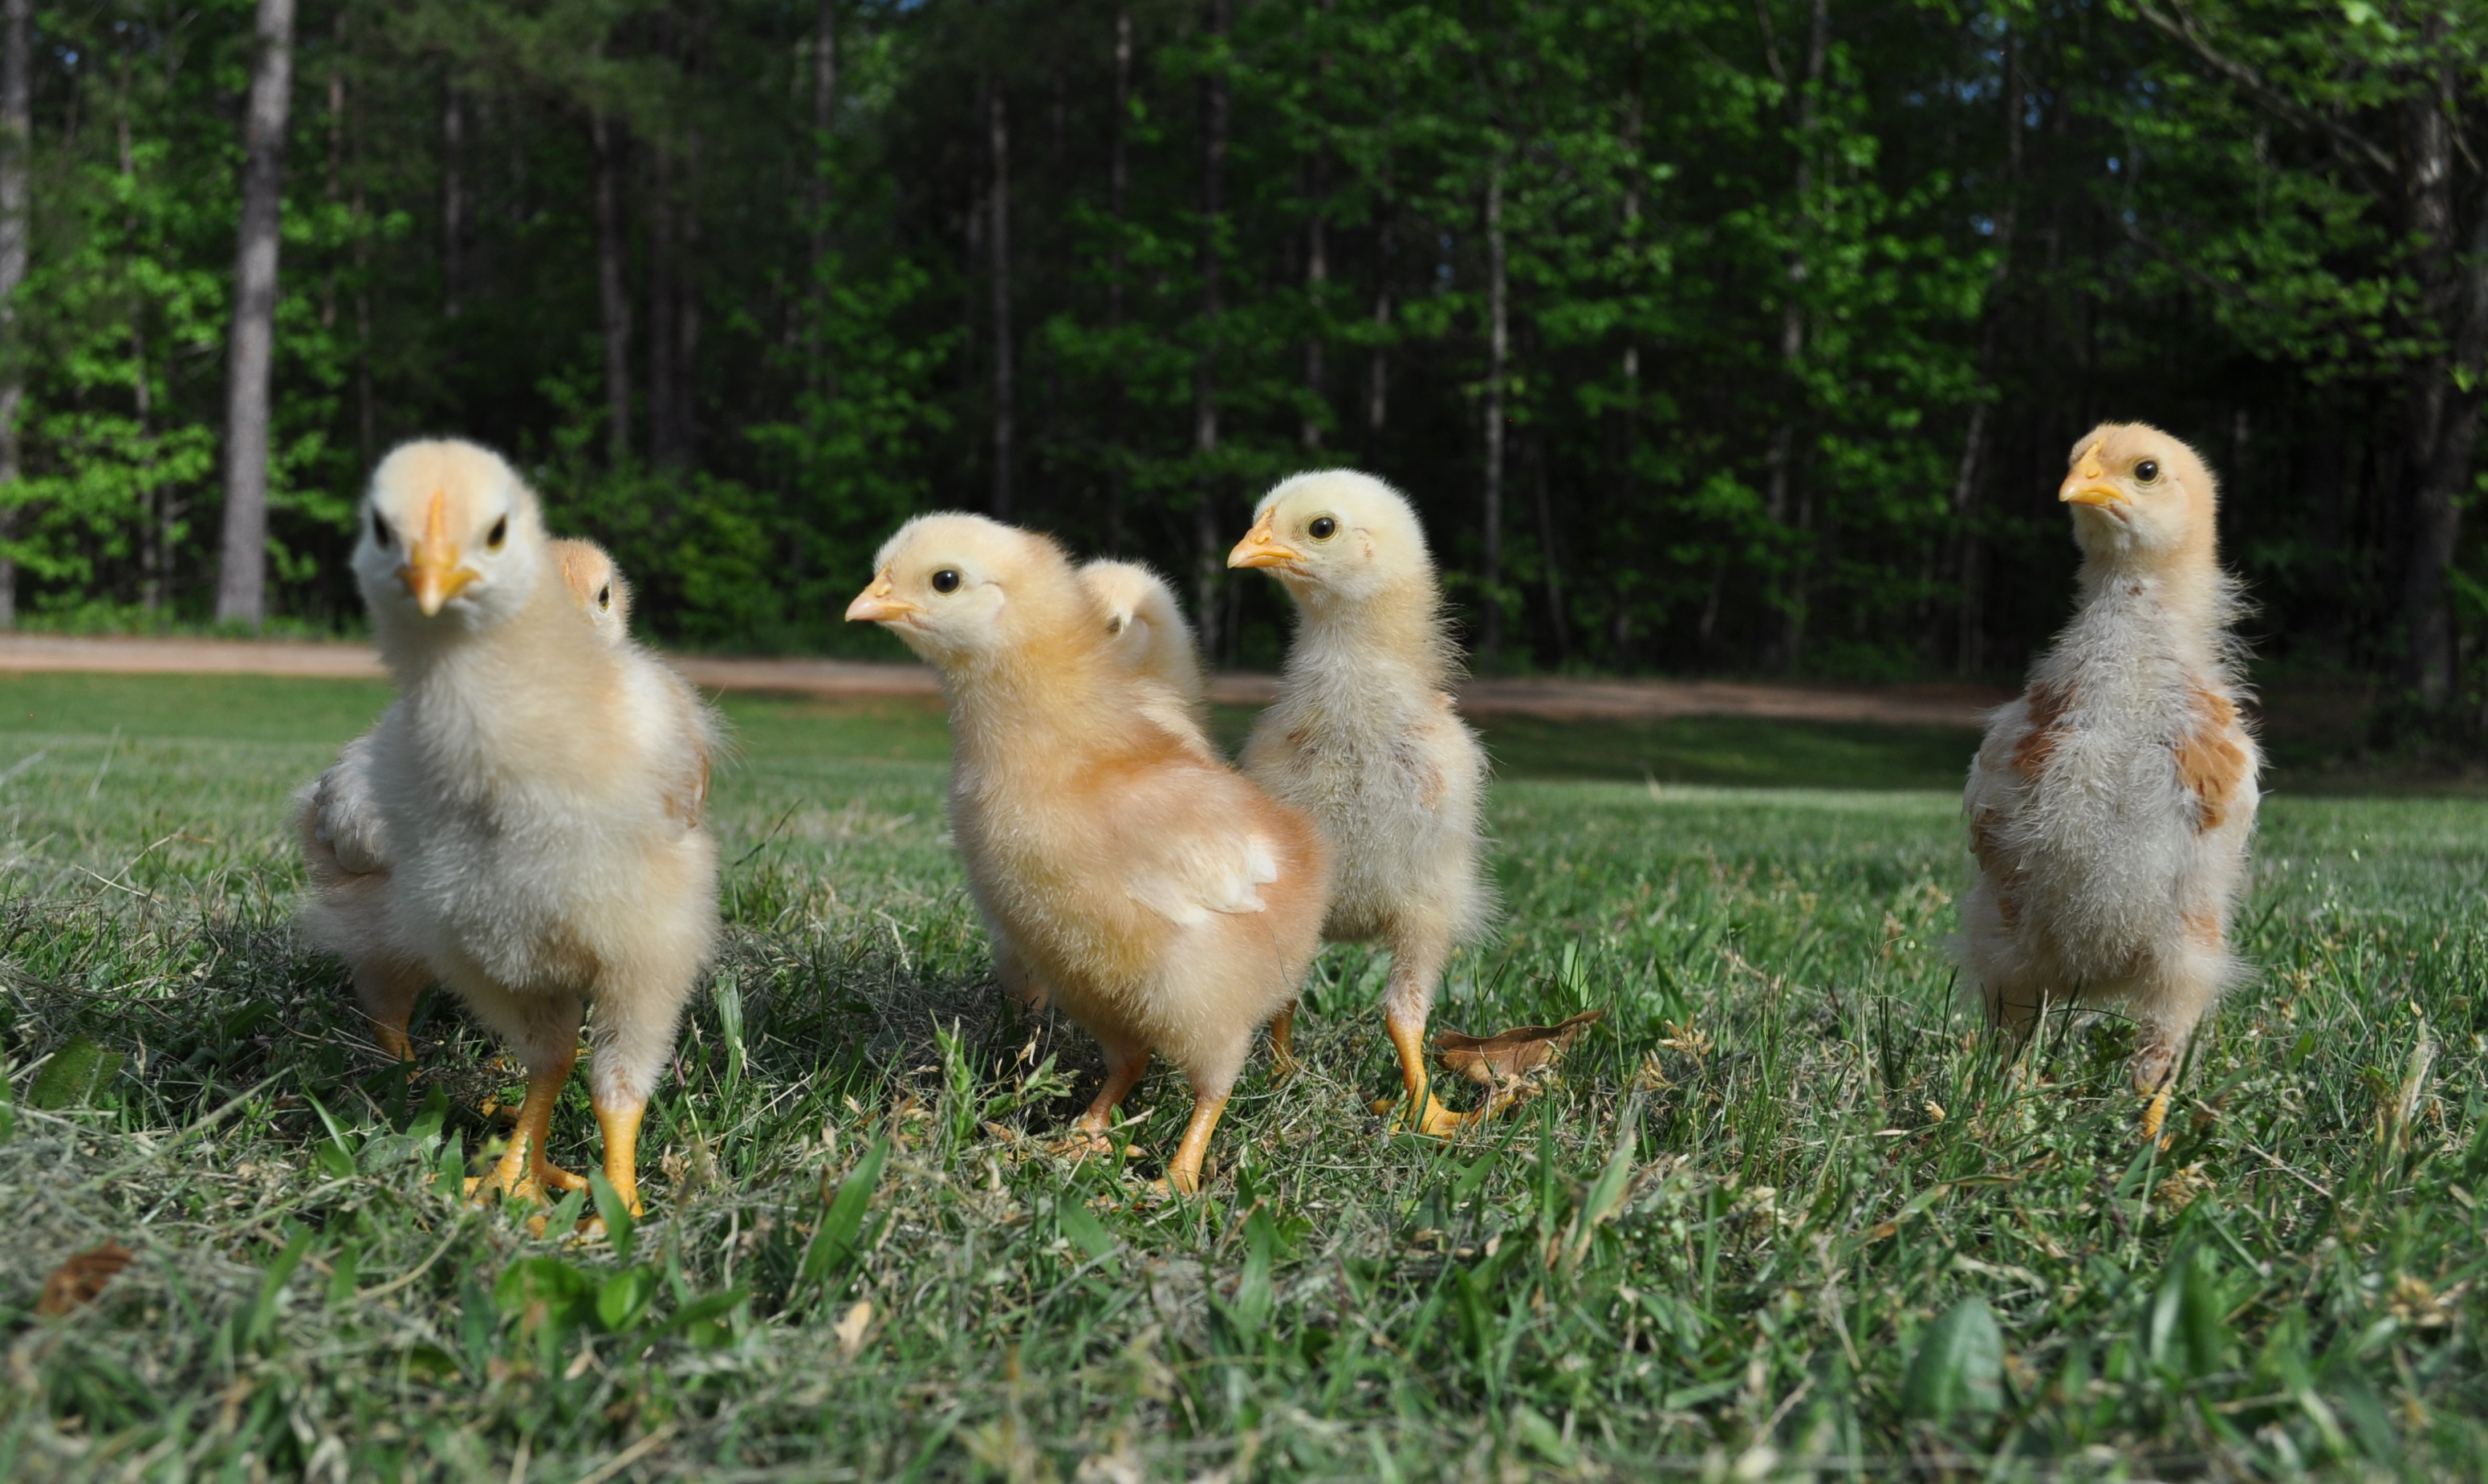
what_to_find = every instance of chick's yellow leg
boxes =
[1374,1010,1472,1137]
[1267,1005,1301,1084]
[352,958,426,1063]
[1053,1041,1148,1157]
[595,1096,648,1218]
[1367,934,1474,1137]
[1163,1092,1230,1196]
[468,1045,585,1205]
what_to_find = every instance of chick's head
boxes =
[551,538,632,644]
[356,441,546,626]
[2059,423,2220,568]
[847,513,1075,665]
[1229,470,1434,608]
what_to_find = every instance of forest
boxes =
[2,0,2485,710]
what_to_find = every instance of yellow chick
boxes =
[1079,558,1214,758]
[298,538,638,1061]
[297,442,718,1214]
[1227,470,1493,1136]
[847,514,1329,1193]
[1960,423,2260,1140]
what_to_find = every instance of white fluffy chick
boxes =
[1959,422,2259,1140]
[847,514,1329,1193]
[298,442,718,1214]
[1080,558,1214,758]
[298,538,637,1061]
[1228,470,1492,1136]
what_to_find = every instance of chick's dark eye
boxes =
[931,569,961,594]
[487,515,508,549]
[597,585,612,611]
[370,510,390,548]
[1308,516,1338,541]
[2135,460,2161,483]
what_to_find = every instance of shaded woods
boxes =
[3,0,2487,716]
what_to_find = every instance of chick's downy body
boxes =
[1230,471,1491,1136]
[297,539,636,1059]
[299,447,716,1211]
[1961,422,2258,1136]
[849,516,1328,1193]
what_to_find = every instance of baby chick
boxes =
[1080,558,1214,758]
[1227,471,1493,1136]
[1959,422,2259,1140]
[298,538,637,1061]
[848,515,1328,1193]
[299,442,718,1213]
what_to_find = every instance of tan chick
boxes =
[1228,470,1493,1136]
[298,538,636,1061]
[1959,422,2259,1140]
[847,515,1329,1193]
[1079,558,1214,758]
[297,443,718,1214]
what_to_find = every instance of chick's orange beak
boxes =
[1227,518,1303,571]
[399,491,479,616]
[845,571,917,624]
[2059,442,2124,506]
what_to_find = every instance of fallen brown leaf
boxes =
[1434,1010,1605,1088]
[38,1242,132,1317]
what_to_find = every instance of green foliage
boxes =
[4,0,2482,693]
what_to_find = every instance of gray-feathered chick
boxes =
[1959,422,2259,1140]
[1229,470,1493,1135]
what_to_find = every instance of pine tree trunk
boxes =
[2397,30,2483,707]
[1106,6,1131,551]
[1480,157,1506,662]
[592,112,632,466]
[214,0,296,630]
[677,131,701,466]
[442,84,464,318]
[1191,0,1230,657]
[0,0,30,629]
[1950,28,2019,675]
[648,148,680,468]
[807,0,836,398]
[1302,149,1326,450]
[988,83,1014,520]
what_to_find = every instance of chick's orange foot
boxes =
[1369,1090,1480,1139]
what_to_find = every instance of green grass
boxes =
[1,673,2482,1481]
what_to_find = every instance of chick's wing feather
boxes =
[1104,763,1289,928]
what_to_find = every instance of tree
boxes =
[215,0,298,629]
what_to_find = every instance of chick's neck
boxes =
[2069,543,2235,674]
[1284,576,1456,696]
[942,620,1133,779]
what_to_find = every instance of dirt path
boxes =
[0,633,2004,727]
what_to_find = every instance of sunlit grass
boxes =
[0,673,2482,1480]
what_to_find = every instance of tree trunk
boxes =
[215,0,296,630]
[1755,0,1827,672]
[1302,148,1327,450]
[1480,157,1507,662]
[807,0,836,398]
[2397,29,2481,706]
[321,17,342,331]
[1106,5,1130,551]
[1950,27,2019,675]
[441,84,464,319]
[0,0,30,629]
[592,112,632,466]
[989,83,1014,520]
[1531,426,1567,665]
[676,131,701,466]
[1191,0,1230,657]
[648,147,681,467]
[117,67,162,613]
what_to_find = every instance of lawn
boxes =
[0,673,2481,1481]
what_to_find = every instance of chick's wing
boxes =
[1104,765,1287,929]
